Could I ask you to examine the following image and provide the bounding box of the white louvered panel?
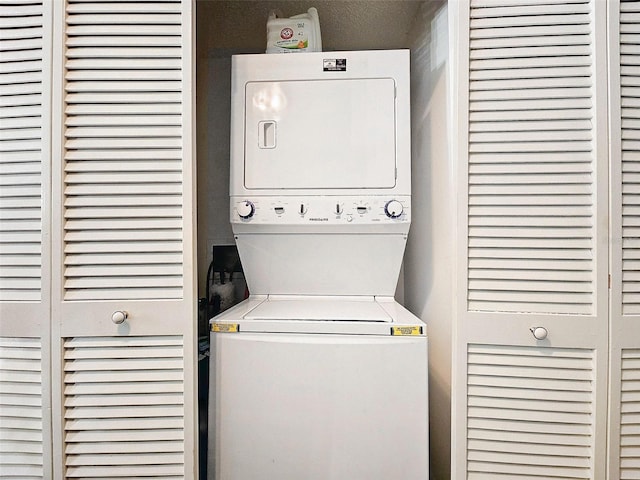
[615,4,640,479]
[0,1,44,302]
[467,344,594,480]
[63,0,184,301]
[467,0,596,314]
[621,5,640,315]
[0,336,43,478]
[621,349,640,480]
[63,335,185,478]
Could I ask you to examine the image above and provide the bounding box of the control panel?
[231,196,410,224]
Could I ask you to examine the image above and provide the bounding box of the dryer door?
[244,78,397,190]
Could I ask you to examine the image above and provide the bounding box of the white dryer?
[209,50,428,480]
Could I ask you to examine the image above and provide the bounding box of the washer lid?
[243,297,391,322]
[210,296,427,336]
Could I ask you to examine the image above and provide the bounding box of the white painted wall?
[405,4,452,480]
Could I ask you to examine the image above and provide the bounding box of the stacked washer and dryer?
[208,50,428,479]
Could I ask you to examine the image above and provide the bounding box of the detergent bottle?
[266,7,322,53]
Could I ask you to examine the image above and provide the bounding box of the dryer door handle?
[259,121,276,149]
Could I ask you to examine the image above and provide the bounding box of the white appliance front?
[229,50,412,297]
[234,232,407,296]
[209,301,428,480]
[209,49,428,480]
[208,296,428,480]
[230,50,411,198]
[244,78,397,190]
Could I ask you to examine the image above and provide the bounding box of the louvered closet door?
[0,1,52,477]
[50,1,197,478]
[609,1,640,479]
[452,1,609,479]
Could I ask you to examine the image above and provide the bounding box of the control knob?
[384,200,404,218]
[237,200,255,219]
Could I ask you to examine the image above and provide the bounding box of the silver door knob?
[530,326,548,340]
[112,311,128,324]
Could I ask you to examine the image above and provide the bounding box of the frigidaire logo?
[309,218,329,222]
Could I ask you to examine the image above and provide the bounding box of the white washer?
[210,296,427,480]
[209,50,428,480]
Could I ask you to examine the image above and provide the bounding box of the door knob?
[112,311,128,325]
[530,326,548,340]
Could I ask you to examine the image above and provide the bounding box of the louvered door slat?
[470,13,590,29]
[1,50,44,65]
[0,3,50,473]
[67,24,180,37]
[66,2,179,13]
[66,91,182,104]
[66,440,184,455]
[66,35,180,47]
[1,69,42,87]
[63,0,185,302]
[66,58,182,71]
[471,2,589,16]
[471,119,591,133]
[67,13,181,25]
[0,0,45,304]
[622,8,640,314]
[0,337,43,478]
[611,4,640,479]
[621,350,640,479]
[467,345,594,480]
[67,46,181,58]
[65,163,182,176]
[467,0,597,315]
[65,251,181,262]
[65,393,182,406]
[471,34,591,50]
[63,335,185,478]
[66,115,181,126]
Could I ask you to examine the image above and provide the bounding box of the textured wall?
[197,0,423,56]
